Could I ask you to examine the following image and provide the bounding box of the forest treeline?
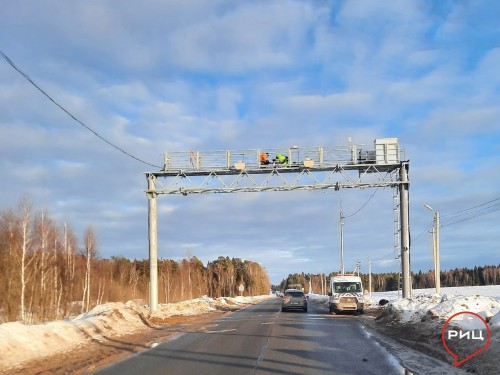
[0,198,270,324]
[279,264,500,294]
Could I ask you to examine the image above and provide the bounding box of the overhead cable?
[343,186,380,218]
[0,50,161,169]
[410,223,434,248]
[441,203,500,227]
[440,197,500,219]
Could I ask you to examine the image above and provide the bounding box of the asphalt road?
[94,298,406,375]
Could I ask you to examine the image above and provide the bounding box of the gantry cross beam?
[148,163,402,195]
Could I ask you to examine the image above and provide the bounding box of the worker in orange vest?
[260,152,270,165]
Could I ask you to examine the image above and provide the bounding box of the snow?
[0,295,268,370]
[374,286,500,330]
[308,285,500,330]
[1,286,499,372]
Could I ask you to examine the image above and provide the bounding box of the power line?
[441,204,500,227]
[420,196,500,229]
[439,196,500,227]
[371,250,398,262]
[440,197,500,219]
[410,222,434,248]
[343,186,381,218]
[0,50,162,169]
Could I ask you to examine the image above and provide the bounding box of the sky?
[1,0,499,284]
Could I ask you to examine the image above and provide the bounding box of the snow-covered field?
[1,286,499,373]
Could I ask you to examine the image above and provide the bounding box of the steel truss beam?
[147,163,403,195]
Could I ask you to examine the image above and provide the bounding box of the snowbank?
[308,285,500,329]
[0,295,270,371]
[371,286,500,330]
[369,286,500,374]
[382,294,500,328]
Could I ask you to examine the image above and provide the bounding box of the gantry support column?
[399,162,412,298]
[147,174,158,311]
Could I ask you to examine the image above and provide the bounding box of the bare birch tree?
[81,226,97,313]
[0,209,20,321]
[18,197,36,323]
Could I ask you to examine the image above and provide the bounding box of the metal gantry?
[145,138,411,311]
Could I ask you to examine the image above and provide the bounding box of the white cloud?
[284,92,372,112]
[164,1,318,72]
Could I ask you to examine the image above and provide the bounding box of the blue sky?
[1,0,499,284]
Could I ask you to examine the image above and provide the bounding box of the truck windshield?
[333,282,361,293]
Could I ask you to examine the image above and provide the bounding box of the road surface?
[94,297,409,375]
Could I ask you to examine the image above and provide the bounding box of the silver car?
[281,289,307,312]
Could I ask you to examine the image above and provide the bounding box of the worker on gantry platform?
[260,152,270,165]
[275,153,288,165]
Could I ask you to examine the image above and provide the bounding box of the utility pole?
[147,174,159,312]
[435,211,440,293]
[339,203,345,276]
[366,256,372,300]
[424,204,441,294]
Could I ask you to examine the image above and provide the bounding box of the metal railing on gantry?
[159,138,403,176]
[147,138,405,195]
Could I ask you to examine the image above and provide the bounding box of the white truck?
[328,275,365,314]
